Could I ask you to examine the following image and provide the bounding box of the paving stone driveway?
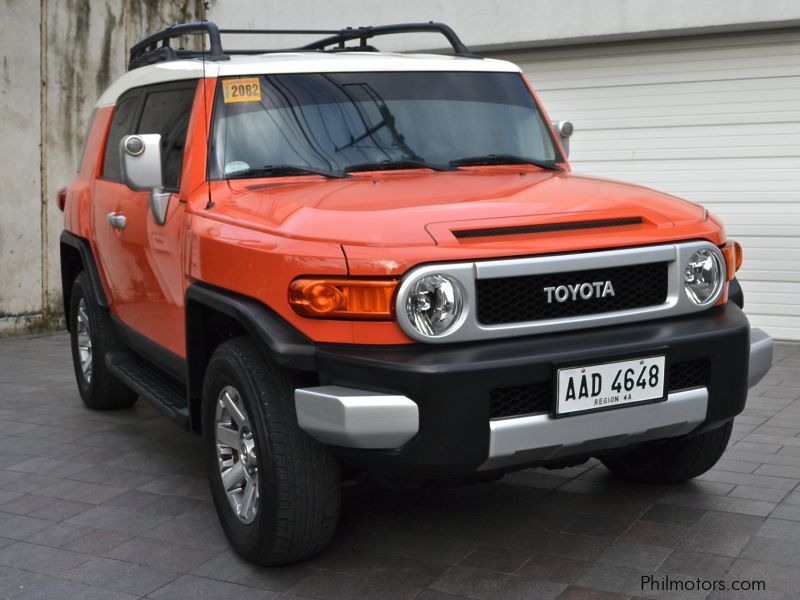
[0,332,799,599]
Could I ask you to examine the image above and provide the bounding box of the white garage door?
[491,30,800,340]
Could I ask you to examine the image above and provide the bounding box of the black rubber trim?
[186,282,316,369]
[184,282,317,418]
[61,231,108,332]
[60,231,108,307]
[453,217,643,239]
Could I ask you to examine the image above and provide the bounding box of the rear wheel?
[203,338,340,565]
[601,420,733,484]
[69,273,137,410]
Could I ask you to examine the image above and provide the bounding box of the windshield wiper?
[449,154,563,172]
[345,159,455,173]
[235,165,349,179]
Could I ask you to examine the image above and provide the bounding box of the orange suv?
[60,22,773,565]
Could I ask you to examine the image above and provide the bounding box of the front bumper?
[295,304,772,477]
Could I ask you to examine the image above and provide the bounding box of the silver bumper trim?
[749,328,773,388]
[294,385,418,449]
[480,387,708,471]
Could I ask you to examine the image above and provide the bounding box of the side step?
[106,351,191,429]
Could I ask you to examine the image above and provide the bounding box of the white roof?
[95,52,521,107]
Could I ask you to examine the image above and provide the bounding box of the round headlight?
[405,274,464,337]
[684,248,722,305]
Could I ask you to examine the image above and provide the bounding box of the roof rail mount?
[128,21,478,70]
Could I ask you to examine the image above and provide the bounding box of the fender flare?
[184,282,317,408]
[60,231,109,331]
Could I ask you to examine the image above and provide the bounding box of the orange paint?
[63,74,736,349]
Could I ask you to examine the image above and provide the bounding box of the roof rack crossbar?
[128,21,477,70]
[300,23,476,57]
[129,22,229,70]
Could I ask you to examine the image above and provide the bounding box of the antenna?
[200,3,214,209]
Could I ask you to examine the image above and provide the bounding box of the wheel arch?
[60,231,108,331]
[185,282,317,433]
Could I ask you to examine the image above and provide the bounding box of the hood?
[218,168,706,247]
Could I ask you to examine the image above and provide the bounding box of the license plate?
[556,355,666,416]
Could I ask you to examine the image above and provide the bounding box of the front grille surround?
[395,241,727,344]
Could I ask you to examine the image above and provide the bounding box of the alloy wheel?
[76,298,93,384]
[215,385,259,524]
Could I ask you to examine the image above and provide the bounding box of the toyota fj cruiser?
[60,22,774,565]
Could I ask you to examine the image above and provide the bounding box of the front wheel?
[202,338,340,565]
[601,420,733,484]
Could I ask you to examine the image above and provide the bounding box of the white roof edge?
[94,53,521,107]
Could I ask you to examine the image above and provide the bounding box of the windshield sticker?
[222,78,261,104]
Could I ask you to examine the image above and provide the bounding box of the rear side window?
[137,85,196,190]
[102,92,140,182]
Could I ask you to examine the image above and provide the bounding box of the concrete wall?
[0,0,42,328]
[2,0,800,335]
[0,0,203,335]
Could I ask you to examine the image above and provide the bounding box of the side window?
[102,92,140,181]
[137,84,197,190]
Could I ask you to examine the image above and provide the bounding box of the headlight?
[684,248,722,305]
[405,274,464,336]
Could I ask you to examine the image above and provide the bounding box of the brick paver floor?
[0,332,799,599]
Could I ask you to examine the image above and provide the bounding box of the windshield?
[210,71,561,179]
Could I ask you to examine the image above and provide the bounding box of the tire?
[69,272,138,410]
[601,420,733,484]
[202,337,340,565]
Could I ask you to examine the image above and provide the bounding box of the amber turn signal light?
[289,279,398,320]
[721,241,743,279]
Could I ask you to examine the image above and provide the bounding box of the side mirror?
[120,134,170,225]
[551,120,574,158]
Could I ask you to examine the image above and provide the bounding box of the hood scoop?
[452,216,644,240]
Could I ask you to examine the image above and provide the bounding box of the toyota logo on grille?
[544,281,615,304]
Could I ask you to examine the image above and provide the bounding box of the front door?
[92,81,198,359]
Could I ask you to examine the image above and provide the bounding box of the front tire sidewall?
[202,353,278,558]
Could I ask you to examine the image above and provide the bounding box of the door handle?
[107,212,126,230]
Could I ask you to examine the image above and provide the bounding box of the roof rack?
[128,21,477,70]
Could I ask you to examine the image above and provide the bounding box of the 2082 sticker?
[222,78,261,104]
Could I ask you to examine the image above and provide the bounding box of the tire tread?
[601,420,733,484]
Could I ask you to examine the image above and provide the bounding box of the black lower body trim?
[312,304,750,479]
[106,350,190,429]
